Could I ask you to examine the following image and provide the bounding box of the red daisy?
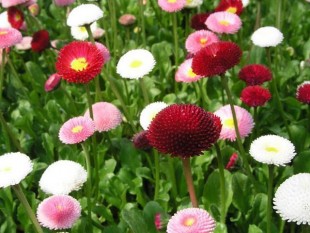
[8,7,24,29]
[190,13,210,31]
[215,0,243,15]
[56,41,104,84]
[296,81,310,104]
[31,30,50,52]
[238,64,272,86]
[147,104,222,158]
[240,85,271,107]
[192,41,242,77]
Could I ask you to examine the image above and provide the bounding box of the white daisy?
[242,0,250,7]
[67,4,103,27]
[39,160,87,195]
[274,173,310,224]
[249,135,296,166]
[116,49,156,79]
[185,0,203,8]
[0,152,33,188]
[0,11,11,28]
[251,26,284,47]
[140,102,168,130]
[70,22,97,41]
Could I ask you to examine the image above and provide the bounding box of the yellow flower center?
[0,167,12,172]
[224,118,235,129]
[226,7,237,14]
[15,14,21,21]
[265,146,279,153]
[168,0,177,3]
[0,31,8,35]
[187,68,197,78]
[186,0,193,3]
[200,38,208,45]
[71,125,83,133]
[219,20,230,26]
[56,205,63,211]
[183,217,196,226]
[70,57,88,72]
[130,60,142,68]
[79,26,87,33]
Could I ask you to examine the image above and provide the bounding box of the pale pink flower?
[205,11,242,34]
[1,0,28,8]
[175,58,202,83]
[185,30,219,54]
[94,42,110,64]
[28,3,40,16]
[0,11,11,28]
[15,36,32,50]
[93,27,105,39]
[45,73,62,92]
[54,0,75,6]
[157,0,186,12]
[0,28,22,48]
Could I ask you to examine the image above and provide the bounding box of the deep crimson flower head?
[296,81,310,104]
[190,12,210,30]
[31,30,50,52]
[8,7,24,29]
[192,41,242,77]
[225,153,238,169]
[215,0,243,15]
[240,85,271,107]
[132,130,152,151]
[238,64,272,85]
[56,41,104,83]
[147,104,222,158]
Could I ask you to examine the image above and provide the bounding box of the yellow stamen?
[219,20,230,26]
[168,0,177,2]
[184,217,196,226]
[224,118,234,129]
[79,26,87,33]
[56,205,63,211]
[265,146,279,153]
[130,60,142,68]
[71,125,83,133]
[70,57,88,72]
[0,31,8,35]
[15,14,21,21]
[1,167,12,172]
[226,7,237,14]
[200,38,208,45]
[186,0,193,3]
[187,68,197,78]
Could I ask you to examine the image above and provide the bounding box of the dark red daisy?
[56,41,104,84]
[8,7,24,29]
[147,104,222,158]
[31,30,50,52]
[240,85,271,107]
[190,12,211,31]
[192,41,242,77]
[238,64,272,86]
[296,81,310,104]
[132,130,152,151]
[215,0,243,15]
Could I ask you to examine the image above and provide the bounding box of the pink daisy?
[15,36,32,50]
[157,0,186,12]
[84,102,122,132]
[45,73,62,92]
[37,195,81,230]
[214,105,254,141]
[94,42,110,65]
[167,208,216,233]
[1,0,28,8]
[59,116,95,144]
[0,27,22,48]
[205,11,242,34]
[185,30,219,54]
[175,58,203,83]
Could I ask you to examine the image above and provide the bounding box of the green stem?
[182,158,198,208]
[276,0,283,29]
[168,157,178,199]
[7,57,26,96]
[267,165,274,233]
[154,149,160,201]
[254,0,262,30]
[215,143,226,223]
[139,78,150,104]
[107,0,118,58]
[85,84,94,119]
[172,13,179,67]
[290,223,295,233]
[301,225,310,233]
[138,0,146,47]
[0,49,6,100]
[12,184,43,233]
[279,219,285,233]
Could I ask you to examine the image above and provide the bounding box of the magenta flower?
[157,0,186,12]
[54,0,75,6]
[185,30,219,54]
[175,58,203,83]
[94,42,110,64]
[205,11,242,34]
[0,28,22,48]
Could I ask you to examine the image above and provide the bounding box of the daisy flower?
[7,6,24,29]
[0,11,11,28]
[185,30,219,54]
[242,0,250,7]
[0,152,33,188]
[93,42,110,64]
[238,64,272,85]
[1,0,28,8]
[54,0,75,6]
[132,130,152,150]
[240,85,271,107]
[15,36,32,50]
[59,116,95,144]
[185,0,203,8]
[116,49,156,79]
[31,30,50,52]
[0,27,22,48]
[214,105,254,141]
[45,73,62,92]
[28,3,39,16]
[249,135,296,166]
[215,0,243,15]
[296,81,310,104]
[205,11,242,34]
[175,59,203,83]
[190,13,210,30]
[67,4,103,27]
[70,22,97,41]
[157,0,186,12]
[93,27,105,39]
[251,26,284,47]
[140,102,168,130]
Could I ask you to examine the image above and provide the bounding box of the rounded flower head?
[240,85,271,107]
[0,27,22,48]
[157,0,186,12]
[238,64,272,85]
[93,42,110,64]
[0,11,11,28]
[84,102,122,132]
[37,195,81,230]
[185,30,219,54]
[190,13,210,30]
[296,81,310,104]
[242,0,250,7]
[54,0,75,6]
[39,160,87,195]
[31,30,50,52]
[56,41,104,83]
[192,41,242,77]
[251,26,284,47]
[249,135,296,166]
[59,116,95,144]
[67,4,103,27]
[274,173,310,225]
[185,0,203,8]
[70,22,97,41]
[147,104,222,158]
[2,0,28,8]
[0,152,33,188]
[132,130,152,150]
[167,208,216,233]
[28,3,40,16]
[45,73,62,92]
[140,102,168,130]
[215,0,243,15]
[214,105,254,141]
[8,6,24,29]
[205,11,242,34]
[118,14,136,26]
[175,58,202,83]
[116,49,156,79]
[15,36,32,50]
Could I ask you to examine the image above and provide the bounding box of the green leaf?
[247,193,267,225]
[232,172,252,213]
[289,124,307,153]
[122,209,150,233]
[248,224,264,233]
[143,201,167,233]
[293,150,310,173]
[213,223,227,233]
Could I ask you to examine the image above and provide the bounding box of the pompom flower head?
[67,4,103,27]
[249,135,296,166]
[56,41,104,83]
[274,173,310,225]
[157,0,186,12]
[31,30,50,52]
[167,208,216,233]
[132,130,152,150]
[296,81,310,104]
[15,36,32,50]
[147,104,222,158]
[8,6,24,29]
[215,0,243,15]
[140,102,168,130]
[54,0,75,6]
[0,152,33,188]
[215,105,254,141]
[238,64,272,85]
[240,85,271,107]
[185,30,219,54]
[0,27,22,48]
[37,195,81,230]
[175,58,202,83]
[251,26,284,47]
[205,11,242,34]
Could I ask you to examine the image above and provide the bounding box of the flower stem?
[12,184,43,233]
[267,165,274,233]
[107,0,118,58]
[172,13,179,94]
[138,0,146,47]
[182,158,198,208]
[254,0,262,30]
[168,157,178,200]
[85,84,94,119]
[139,78,150,104]
[0,49,6,101]
[276,0,283,29]
[301,225,310,233]
[154,149,160,201]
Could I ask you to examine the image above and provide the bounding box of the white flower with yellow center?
[71,22,97,41]
[67,4,103,27]
[251,26,284,47]
[140,102,168,130]
[185,0,203,8]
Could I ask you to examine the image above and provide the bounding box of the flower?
[15,36,32,50]
[93,27,105,39]
[155,213,163,230]
[190,13,210,30]
[273,173,310,225]
[214,105,254,141]
[84,102,122,132]
[140,102,168,130]
[28,3,40,16]
[215,0,243,15]
[185,0,203,8]
[147,104,222,158]
[54,0,75,6]
[167,208,216,233]
[118,14,136,26]
[39,160,87,195]
[59,116,95,144]
[132,130,152,150]
[56,41,104,83]
[93,42,110,64]
[240,85,271,107]
[116,49,156,79]
[70,22,97,41]
[0,11,11,28]
[251,26,283,47]
[8,7,24,29]
[31,30,50,52]
[205,11,242,34]
[0,27,22,48]
[225,153,238,169]
[1,0,28,8]
[45,73,62,92]
[242,0,250,7]
[67,4,103,27]
[249,135,296,166]
[296,81,310,104]
[192,41,242,77]
[185,30,219,54]
[37,195,81,230]
[0,152,33,188]
[175,58,202,83]
[157,0,186,12]
[238,64,272,85]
